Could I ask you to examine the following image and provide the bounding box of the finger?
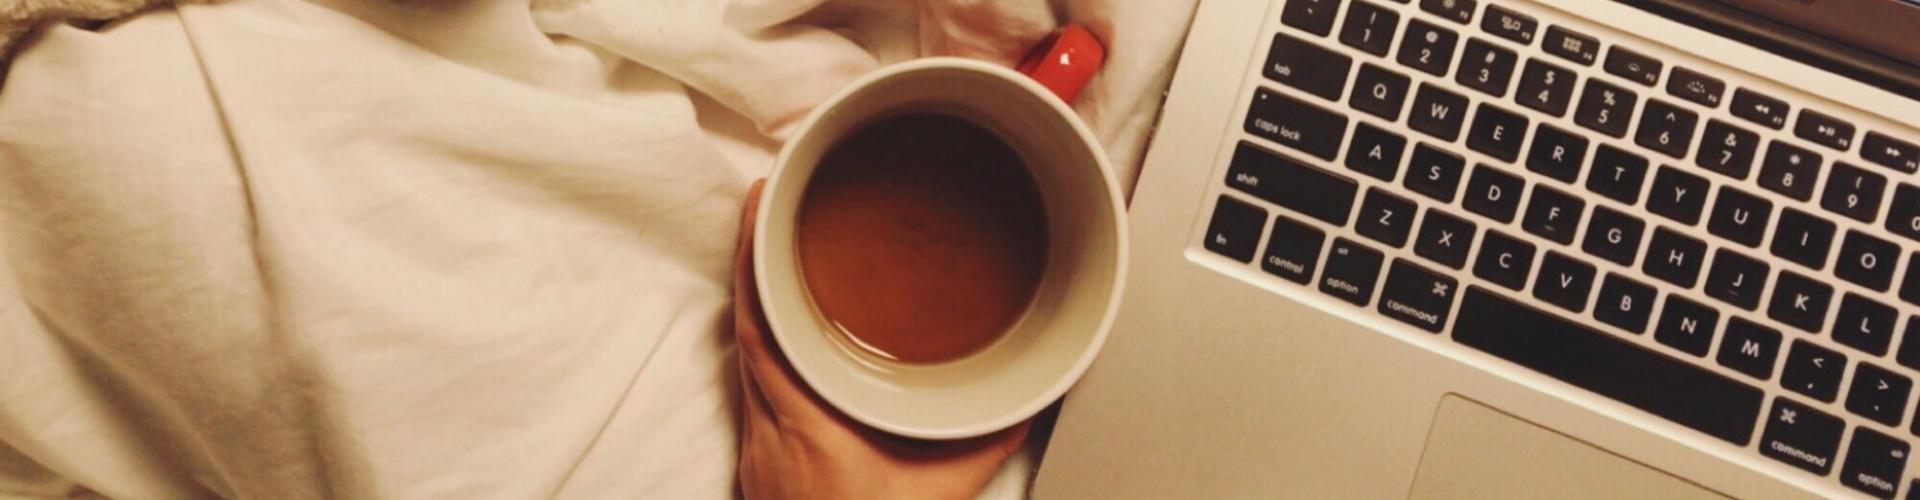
[729,180,832,423]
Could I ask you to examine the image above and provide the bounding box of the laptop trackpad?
[1408,395,1727,499]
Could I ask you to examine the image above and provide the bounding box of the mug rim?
[753,57,1130,439]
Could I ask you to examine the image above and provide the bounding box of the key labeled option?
[1320,238,1384,306]
[1840,428,1908,499]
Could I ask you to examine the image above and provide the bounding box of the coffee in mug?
[796,112,1049,365]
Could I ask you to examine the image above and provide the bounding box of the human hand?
[732,179,1032,500]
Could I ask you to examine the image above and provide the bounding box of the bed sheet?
[0,0,1196,497]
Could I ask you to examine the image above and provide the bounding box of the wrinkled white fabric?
[0,0,1194,497]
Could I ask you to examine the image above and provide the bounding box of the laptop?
[1034,0,1920,497]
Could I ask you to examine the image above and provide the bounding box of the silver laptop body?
[1036,0,1920,497]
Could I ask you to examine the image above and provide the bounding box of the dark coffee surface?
[796,113,1049,364]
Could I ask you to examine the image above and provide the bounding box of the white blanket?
[0,0,1193,497]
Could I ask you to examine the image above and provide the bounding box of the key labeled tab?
[1265,33,1353,102]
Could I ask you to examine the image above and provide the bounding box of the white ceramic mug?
[754,57,1128,440]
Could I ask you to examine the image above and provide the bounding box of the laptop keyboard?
[1199,0,1920,497]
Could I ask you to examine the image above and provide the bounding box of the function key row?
[1280,0,1919,179]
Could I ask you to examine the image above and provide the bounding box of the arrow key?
[1847,361,1913,427]
[1782,340,1846,402]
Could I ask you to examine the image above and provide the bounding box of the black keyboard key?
[1523,186,1585,245]
[1822,161,1888,223]
[1705,248,1769,310]
[1204,196,1266,262]
[1695,119,1758,178]
[1796,108,1857,151]
[1474,230,1535,291]
[1535,251,1595,312]
[1586,144,1647,205]
[1758,398,1842,474]
[1466,103,1528,162]
[1380,259,1459,333]
[1525,123,1588,183]
[1320,238,1385,306]
[1841,428,1909,499]
[1863,131,1920,173]
[1582,205,1644,266]
[1718,317,1782,380]
[1409,83,1469,141]
[1770,207,1835,270]
[1356,188,1417,247]
[1706,187,1771,248]
[1906,256,1920,307]
[1603,46,1661,87]
[1757,141,1821,200]
[1350,64,1412,122]
[1595,274,1657,333]
[1481,5,1537,45]
[1406,143,1466,202]
[1574,79,1636,138]
[1890,184,1920,243]
[1515,58,1576,117]
[1848,362,1913,426]
[1280,0,1341,37]
[1419,0,1475,24]
[1837,230,1901,292]
[1247,88,1349,161]
[1655,295,1719,357]
[1225,141,1359,225]
[1457,38,1518,97]
[1415,209,1477,269]
[1899,318,1920,370]
[1462,164,1525,223]
[1731,87,1789,130]
[1541,25,1598,66]
[1782,340,1846,402]
[1454,287,1763,445]
[1835,293,1900,356]
[1644,226,1706,288]
[1398,19,1459,77]
[1265,33,1352,101]
[1636,99,1697,159]
[1769,271,1833,333]
[1260,214,1325,284]
[1338,1,1401,57]
[1346,122,1407,181]
[1647,166,1709,225]
[1666,66,1726,108]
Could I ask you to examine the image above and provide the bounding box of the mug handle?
[1014,24,1105,103]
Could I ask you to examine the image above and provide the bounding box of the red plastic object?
[1015,24,1105,103]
